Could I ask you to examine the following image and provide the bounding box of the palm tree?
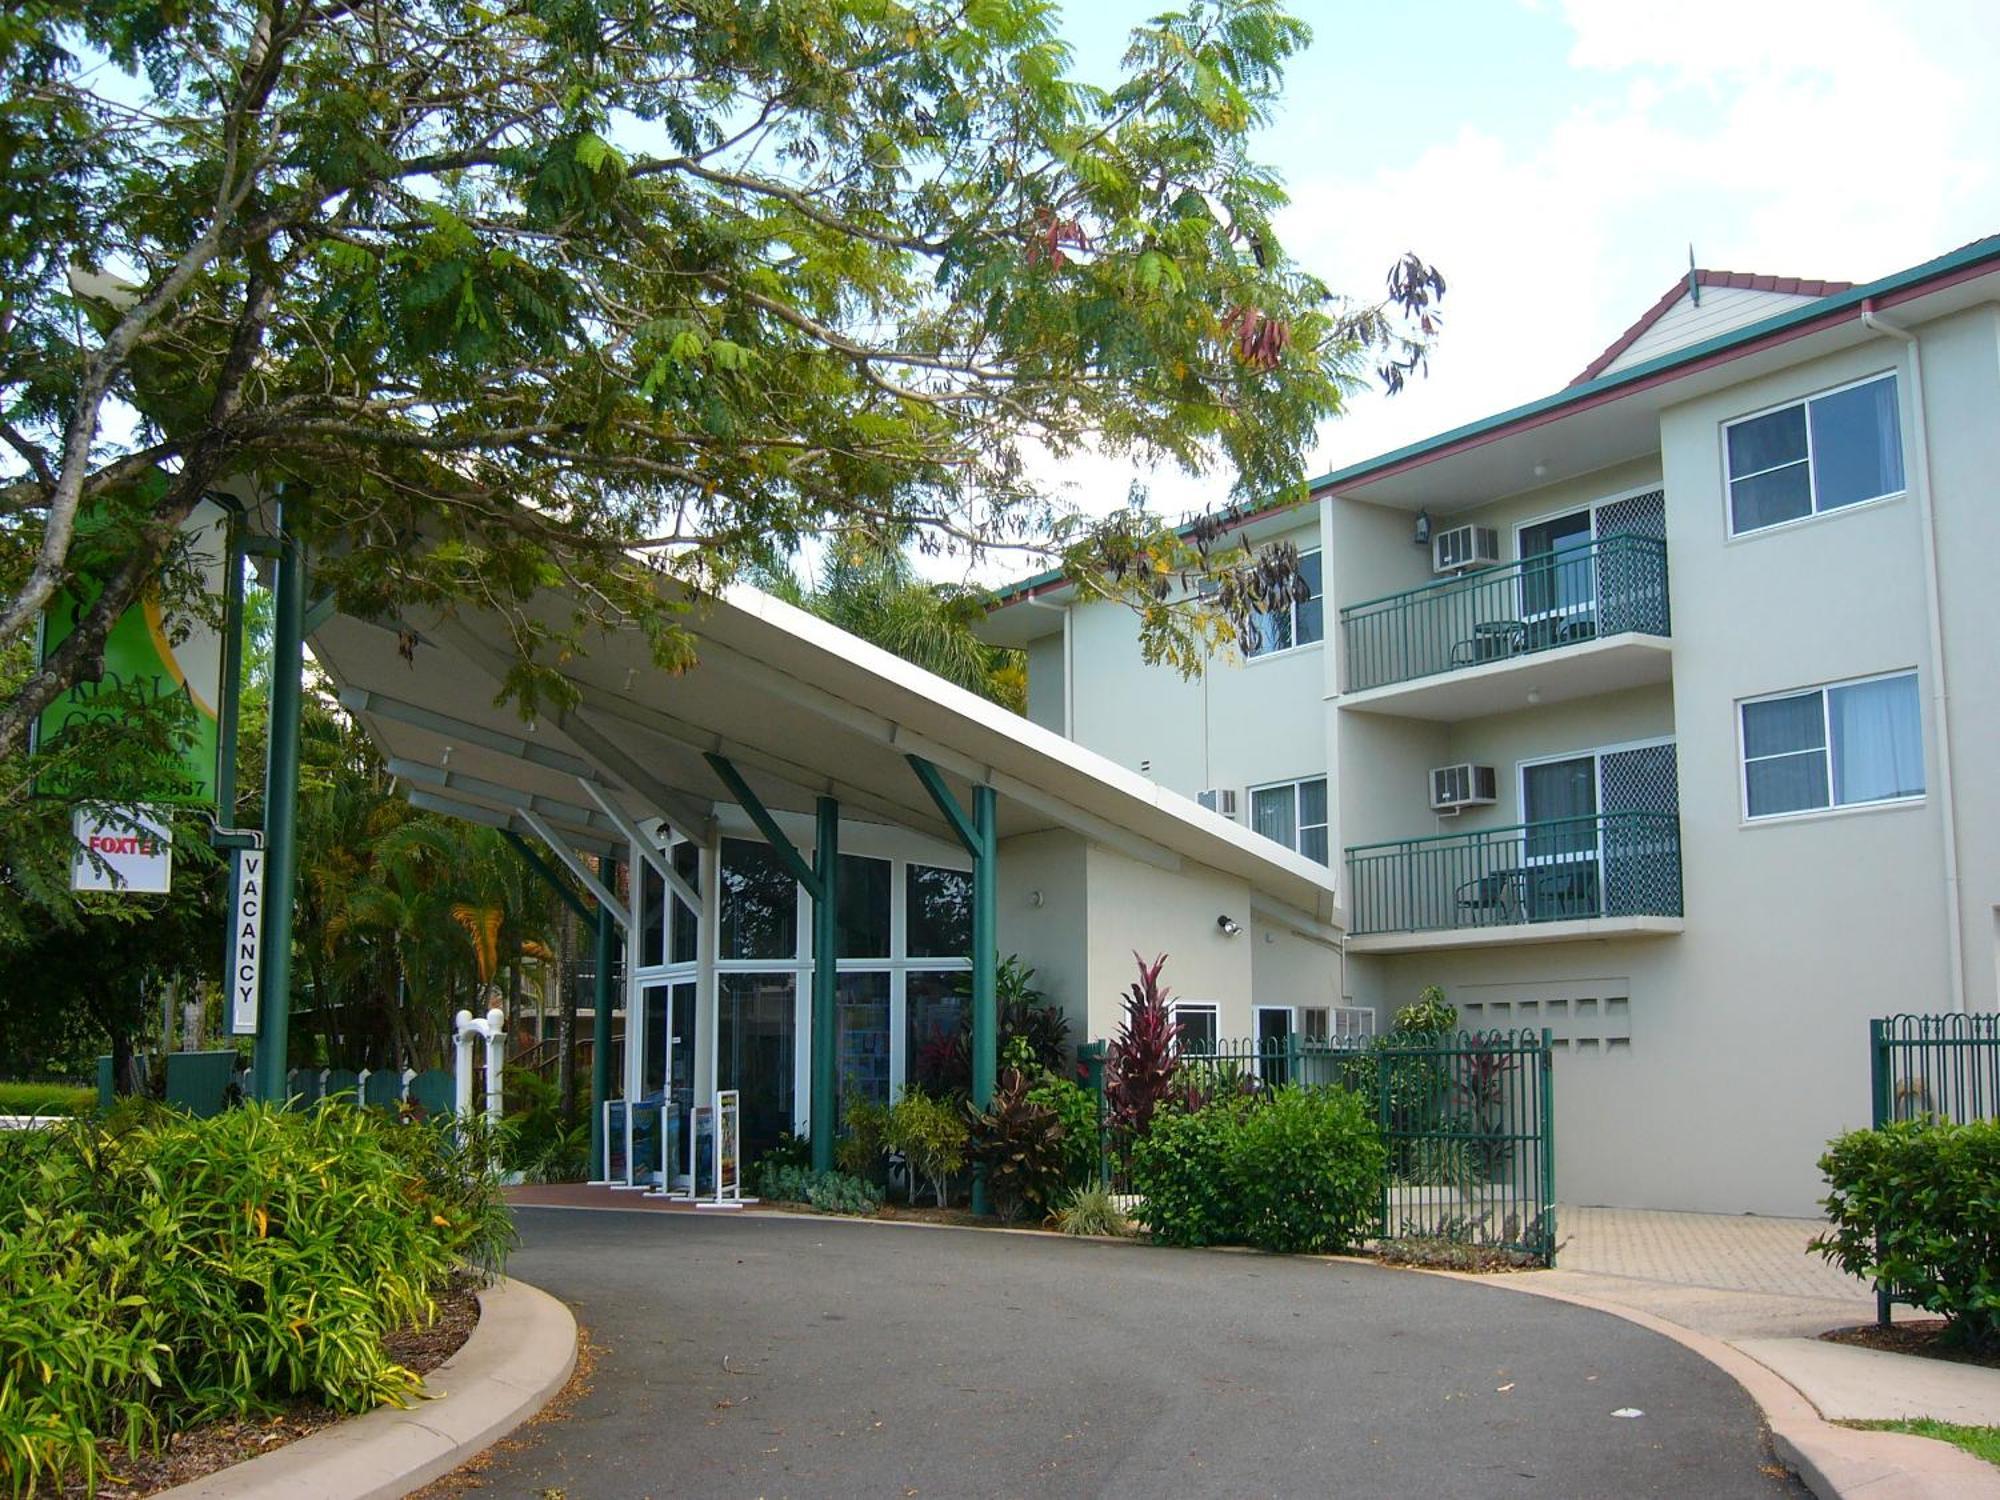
[762,532,1026,711]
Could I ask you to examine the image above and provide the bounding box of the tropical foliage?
[1,0,1444,765]
[0,1101,511,1494]
[1104,952,1183,1150]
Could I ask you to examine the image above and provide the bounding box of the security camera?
[1216,915,1242,937]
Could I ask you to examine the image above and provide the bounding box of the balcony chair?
[1454,869,1523,924]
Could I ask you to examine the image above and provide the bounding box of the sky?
[1015,0,2000,540]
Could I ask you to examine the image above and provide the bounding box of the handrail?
[1344,809,1682,936]
[1339,531,1665,614]
[1338,532,1670,695]
[1343,809,1675,855]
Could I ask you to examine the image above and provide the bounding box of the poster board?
[715,1089,740,1198]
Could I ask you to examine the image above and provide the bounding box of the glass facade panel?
[722,837,798,960]
[1727,403,1807,477]
[838,854,892,958]
[1175,1004,1218,1055]
[669,840,699,964]
[905,970,967,1094]
[907,865,972,957]
[639,863,666,968]
[719,972,797,1161]
[1743,692,1825,759]
[835,971,891,1121]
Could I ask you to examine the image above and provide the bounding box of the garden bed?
[58,1277,482,1498]
[1822,1319,2000,1371]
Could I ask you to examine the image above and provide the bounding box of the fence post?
[1869,1017,1890,1129]
[1079,1041,1110,1188]
[1870,1016,1892,1326]
[1376,1046,1393,1242]
[1539,1028,1557,1267]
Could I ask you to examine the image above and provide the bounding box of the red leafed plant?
[1105,952,1183,1151]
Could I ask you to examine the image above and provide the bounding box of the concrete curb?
[153,1276,578,1500]
[1444,1272,2000,1500]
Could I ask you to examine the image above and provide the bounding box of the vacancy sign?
[227,848,264,1034]
[70,805,173,894]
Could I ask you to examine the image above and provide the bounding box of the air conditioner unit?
[1197,787,1239,819]
[1432,524,1501,574]
[1429,763,1498,813]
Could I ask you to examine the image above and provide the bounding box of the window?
[1518,510,1594,622]
[1741,672,1923,819]
[1244,547,1323,657]
[1172,1002,1219,1055]
[1726,374,1905,535]
[837,854,891,958]
[1522,754,1597,863]
[906,864,972,957]
[720,837,797,960]
[1250,776,1329,864]
[1300,1007,1330,1043]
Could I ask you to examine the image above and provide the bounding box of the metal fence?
[1870,1012,2000,1127]
[1340,533,1669,694]
[1088,1028,1557,1264]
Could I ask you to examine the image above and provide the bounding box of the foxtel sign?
[70,805,173,894]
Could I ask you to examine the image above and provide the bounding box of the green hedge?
[0,1083,95,1117]
[1815,1118,2000,1348]
[1130,1086,1386,1254]
[0,1102,514,1492]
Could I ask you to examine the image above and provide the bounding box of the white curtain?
[1832,675,1924,805]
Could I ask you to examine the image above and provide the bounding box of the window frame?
[1722,371,1906,538]
[1242,545,1324,660]
[1737,669,1925,823]
[1170,1001,1220,1055]
[1246,774,1330,865]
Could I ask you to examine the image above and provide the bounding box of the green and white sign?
[34,497,229,807]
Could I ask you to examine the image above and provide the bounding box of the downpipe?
[1860,301,1965,1012]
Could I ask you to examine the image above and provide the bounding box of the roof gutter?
[1859,300,1965,1013]
[1314,232,2000,495]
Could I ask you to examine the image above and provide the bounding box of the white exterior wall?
[996,828,1091,1039]
[1083,844,1256,1039]
[1023,633,1065,734]
[1058,516,1327,806]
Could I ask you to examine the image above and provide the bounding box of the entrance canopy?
[307,579,1340,930]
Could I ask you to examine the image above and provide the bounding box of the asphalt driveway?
[478,1206,1801,1499]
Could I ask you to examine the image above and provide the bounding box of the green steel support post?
[907,758,998,1215]
[1870,1017,1891,1324]
[500,830,593,924]
[214,524,246,823]
[970,784,997,1121]
[254,522,305,1104]
[591,856,618,1180]
[811,797,839,1174]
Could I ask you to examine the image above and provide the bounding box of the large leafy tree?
[0,0,1442,754]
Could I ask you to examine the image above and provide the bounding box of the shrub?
[501,1067,588,1184]
[0,1082,95,1117]
[1053,1184,1130,1237]
[759,1130,813,1173]
[966,1067,1069,1223]
[755,1163,884,1215]
[884,1088,967,1207]
[1400,1132,1475,1188]
[1813,1119,2000,1348]
[1024,1072,1102,1190]
[0,1103,511,1494]
[1104,953,1181,1150]
[1394,986,1457,1036]
[1130,1087,1386,1254]
[835,1098,891,1182]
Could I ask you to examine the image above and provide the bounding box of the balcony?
[1343,811,1684,953]
[1338,534,1671,720]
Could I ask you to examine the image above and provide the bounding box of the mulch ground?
[62,1275,483,1499]
[1822,1318,2000,1370]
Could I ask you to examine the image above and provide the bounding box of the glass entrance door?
[664,980,696,1187]
[1255,1006,1294,1086]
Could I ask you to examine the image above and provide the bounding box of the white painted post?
[482,1006,506,1122]
[453,1009,476,1119]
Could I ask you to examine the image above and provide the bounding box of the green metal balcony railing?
[1344,811,1682,938]
[1340,532,1670,694]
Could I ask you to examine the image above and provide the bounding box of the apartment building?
[983,233,2000,1215]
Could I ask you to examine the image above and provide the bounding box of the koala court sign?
[34,493,232,896]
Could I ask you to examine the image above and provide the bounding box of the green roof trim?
[990,229,2000,607]
[1307,230,2000,492]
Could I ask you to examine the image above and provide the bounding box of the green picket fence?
[1087,1028,1557,1264]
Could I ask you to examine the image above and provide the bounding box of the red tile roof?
[1569,269,1855,386]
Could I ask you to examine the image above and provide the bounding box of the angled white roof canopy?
[306,576,1341,930]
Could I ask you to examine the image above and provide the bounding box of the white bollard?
[482,1006,505,1122]
[453,1008,477,1119]
[453,1006,509,1128]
